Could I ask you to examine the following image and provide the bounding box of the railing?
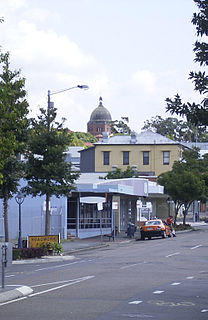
[67,217,112,229]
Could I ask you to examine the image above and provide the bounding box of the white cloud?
[132,69,157,94]
[4,20,95,71]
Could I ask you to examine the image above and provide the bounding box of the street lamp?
[47,84,89,110]
[15,191,25,249]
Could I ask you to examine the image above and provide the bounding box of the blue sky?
[1,0,199,132]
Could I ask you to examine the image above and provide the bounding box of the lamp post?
[47,84,89,111]
[15,191,25,249]
[45,84,89,236]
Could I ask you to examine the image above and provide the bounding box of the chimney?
[102,131,109,143]
[130,132,137,144]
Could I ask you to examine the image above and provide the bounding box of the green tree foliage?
[158,149,207,224]
[0,52,29,241]
[105,166,137,179]
[110,117,132,135]
[142,115,208,142]
[166,0,208,127]
[69,131,97,146]
[23,107,80,235]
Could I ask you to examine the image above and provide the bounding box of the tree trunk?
[183,208,187,225]
[45,193,51,235]
[3,193,9,242]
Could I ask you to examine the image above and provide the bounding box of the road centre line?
[128,300,143,305]
[120,262,146,269]
[165,252,180,258]
[34,260,84,272]
[29,275,95,297]
[30,277,89,288]
[190,244,202,250]
[153,290,164,294]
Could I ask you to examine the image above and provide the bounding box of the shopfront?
[67,175,149,239]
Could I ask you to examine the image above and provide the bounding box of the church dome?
[90,97,112,122]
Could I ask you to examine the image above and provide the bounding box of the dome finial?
[99,96,103,107]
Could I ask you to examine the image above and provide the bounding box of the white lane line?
[34,260,83,272]
[29,275,95,297]
[5,275,15,278]
[201,309,208,313]
[120,262,146,270]
[165,252,180,258]
[153,290,164,294]
[190,244,202,250]
[171,282,181,286]
[186,276,194,280]
[30,277,89,288]
[0,297,27,306]
[128,300,143,305]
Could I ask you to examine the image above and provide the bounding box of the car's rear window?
[145,220,161,225]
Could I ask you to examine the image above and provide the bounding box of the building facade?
[80,130,186,177]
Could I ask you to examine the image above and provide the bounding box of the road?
[0,225,208,319]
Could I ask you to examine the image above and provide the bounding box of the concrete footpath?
[0,222,206,304]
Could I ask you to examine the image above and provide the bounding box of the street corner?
[0,285,33,304]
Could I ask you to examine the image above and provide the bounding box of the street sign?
[0,243,12,268]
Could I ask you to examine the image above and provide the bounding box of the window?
[163,151,170,165]
[123,151,129,165]
[97,127,102,132]
[103,151,110,165]
[143,151,149,165]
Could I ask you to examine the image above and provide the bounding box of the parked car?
[140,219,171,240]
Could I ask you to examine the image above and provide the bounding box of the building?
[80,130,186,177]
[87,97,112,138]
[0,174,164,240]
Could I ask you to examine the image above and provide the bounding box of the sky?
[1,0,200,133]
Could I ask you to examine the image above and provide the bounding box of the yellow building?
[80,130,185,177]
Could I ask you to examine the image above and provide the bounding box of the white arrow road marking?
[29,275,95,297]
[153,290,164,294]
[128,301,143,305]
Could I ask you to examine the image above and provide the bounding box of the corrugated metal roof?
[96,130,179,145]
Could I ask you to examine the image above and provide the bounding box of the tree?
[110,117,132,135]
[105,166,137,179]
[158,149,207,224]
[23,106,80,235]
[142,115,207,142]
[166,0,208,127]
[69,131,97,146]
[0,52,29,242]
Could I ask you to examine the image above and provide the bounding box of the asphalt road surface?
[0,225,208,320]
